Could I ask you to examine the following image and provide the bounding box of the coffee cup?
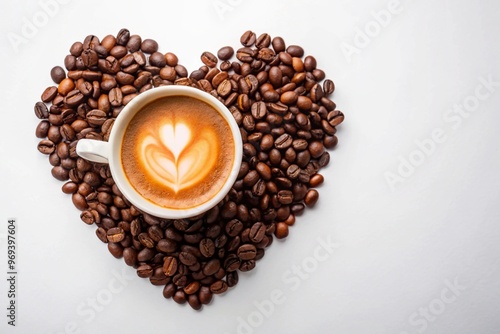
[76,85,242,219]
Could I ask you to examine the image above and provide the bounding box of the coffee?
[121,95,235,210]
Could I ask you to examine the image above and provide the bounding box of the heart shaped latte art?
[140,121,219,193]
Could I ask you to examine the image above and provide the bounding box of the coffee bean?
[237,244,257,260]
[240,30,256,47]
[217,46,234,60]
[34,102,49,119]
[163,256,178,276]
[198,286,213,304]
[304,55,317,72]
[324,135,338,149]
[275,133,293,149]
[41,86,57,102]
[198,238,215,258]
[255,33,271,49]
[323,79,335,95]
[251,101,267,120]
[272,36,286,52]
[304,189,319,207]
[286,45,304,57]
[71,192,87,210]
[50,66,66,84]
[173,290,186,304]
[141,39,158,53]
[280,91,298,105]
[309,141,325,158]
[107,227,125,243]
[37,139,55,154]
[207,280,226,294]
[277,190,294,205]
[319,151,330,167]
[203,259,221,276]
[249,222,266,243]
[201,51,218,68]
[239,260,256,272]
[86,109,107,127]
[328,110,345,127]
[62,181,78,195]
[275,222,289,239]
[255,162,272,181]
[179,251,197,266]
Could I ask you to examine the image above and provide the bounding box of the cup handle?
[76,139,111,164]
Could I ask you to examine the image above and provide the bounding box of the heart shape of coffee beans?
[34,29,344,310]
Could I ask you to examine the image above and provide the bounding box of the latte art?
[121,95,235,210]
[140,122,218,193]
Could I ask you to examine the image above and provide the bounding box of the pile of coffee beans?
[34,29,344,310]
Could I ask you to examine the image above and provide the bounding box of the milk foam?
[139,119,218,193]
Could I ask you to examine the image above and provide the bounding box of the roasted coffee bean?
[323,79,335,95]
[240,260,256,272]
[71,192,87,210]
[173,290,186,304]
[37,140,55,154]
[243,170,260,187]
[198,286,213,305]
[280,91,298,105]
[41,86,58,102]
[141,39,158,53]
[201,51,218,68]
[275,222,289,239]
[179,251,197,266]
[240,30,256,47]
[286,45,304,57]
[251,101,267,119]
[210,280,228,294]
[199,238,215,258]
[304,189,319,207]
[309,141,325,158]
[287,164,301,179]
[319,151,330,167]
[254,162,271,181]
[34,102,49,119]
[252,179,266,196]
[163,256,178,276]
[136,264,153,278]
[324,135,338,149]
[277,190,294,205]
[50,66,66,84]
[237,244,257,260]
[217,46,234,60]
[275,133,293,149]
[249,222,266,243]
[203,259,221,276]
[296,150,311,168]
[272,36,286,52]
[225,219,243,237]
[107,227,125,243]
[62,181,78,194]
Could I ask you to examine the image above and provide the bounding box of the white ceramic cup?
[76,85,242,219]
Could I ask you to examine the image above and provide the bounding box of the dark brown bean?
[217,46,234,60]
[141,39,158,53]
[240,30,256,47]
[323,79,335,95]
[163,256,178,276]
[237,244,257,260]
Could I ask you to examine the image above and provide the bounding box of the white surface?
[1,1,500,333]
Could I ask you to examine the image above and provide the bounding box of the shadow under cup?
[76,86,243,219]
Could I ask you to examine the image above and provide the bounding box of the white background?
[1,0,500,333]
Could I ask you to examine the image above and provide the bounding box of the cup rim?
[108,85,242,219]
